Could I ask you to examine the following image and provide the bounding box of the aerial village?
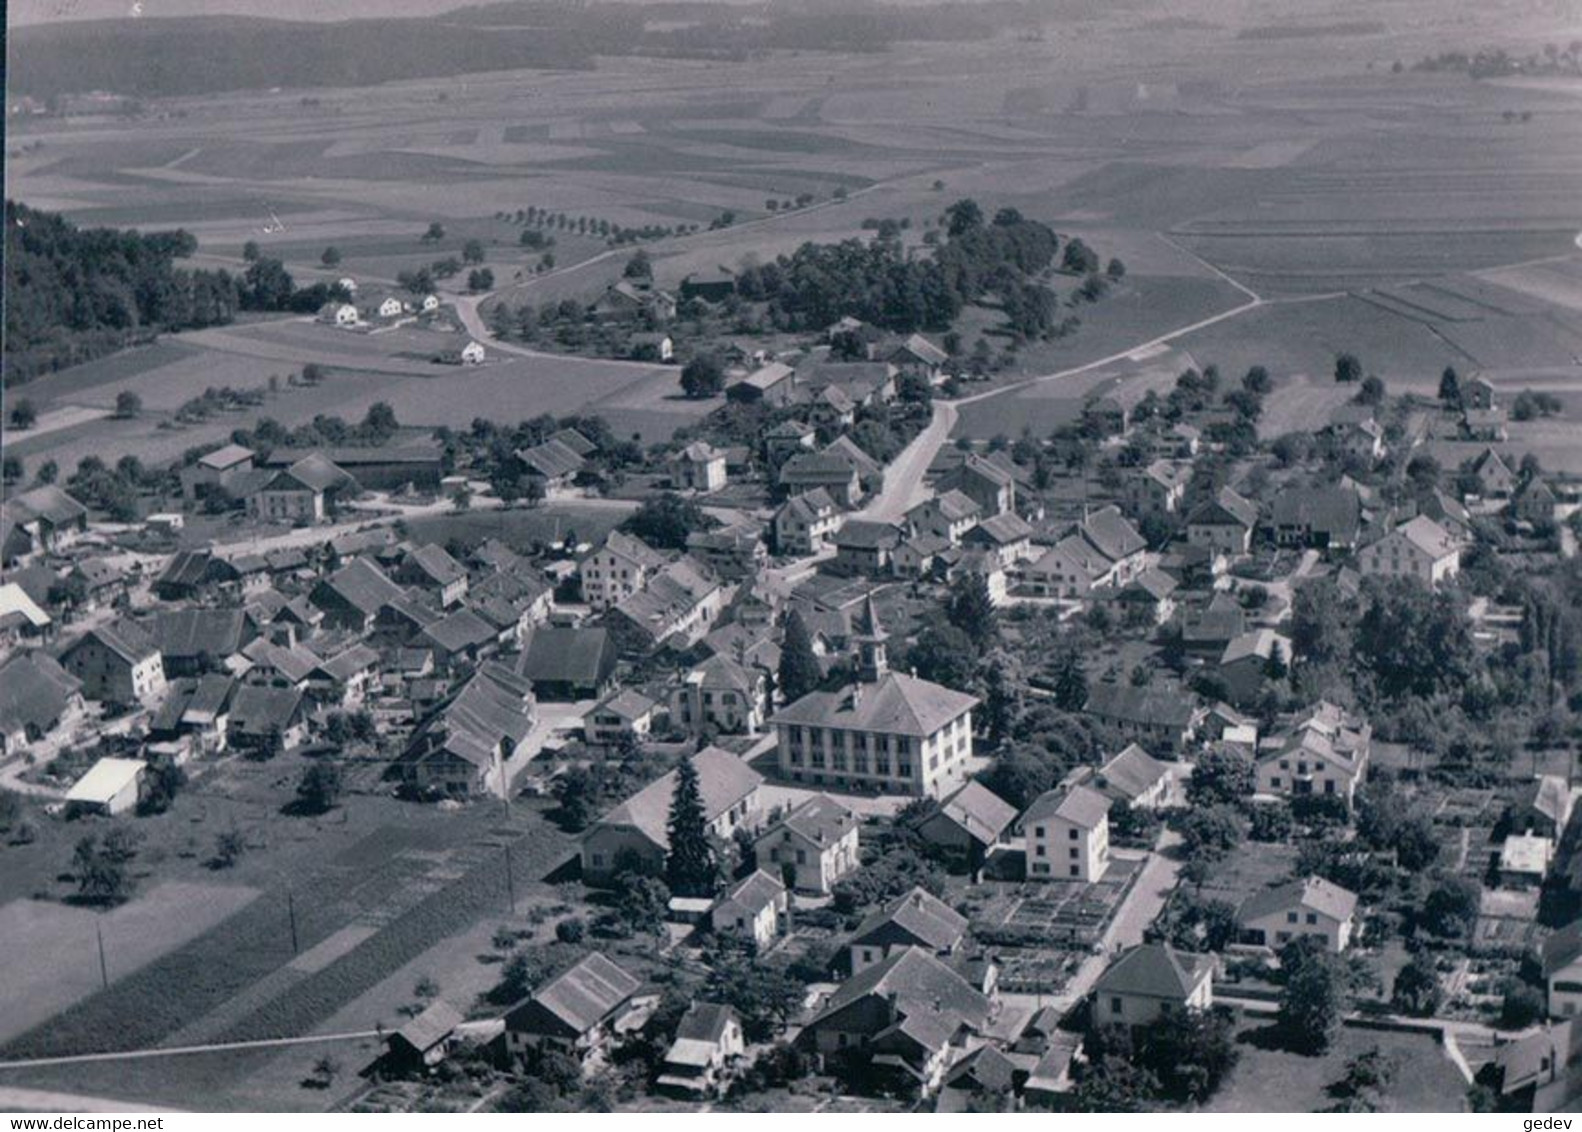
[6,259,1582,1115]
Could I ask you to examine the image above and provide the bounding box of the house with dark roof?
[830,520,903,577]
[396,663,535,797]
[1513,775,1575,842]
[148,674,235,755]
[1064,744,1175,811]
[887,334,949,383]
[670,652,767,736]
[848,887,969,973]
[1093,943,1213,1028]
[517,627,617,701]
[605,558,728,655]
[0,582,53,649]
[180,443,256,501]
[586,688,660,746]
[913,779,1018,870]
[0,485,89,565]
[1187,487,1259,556]
[1019,507,1147,598]
[798,360,896,408]
[727,361,796,407]
[1217,628,1292,708]
[515,437,586,490]
[1024,784,1111,883]
[386,1000,465,1072]
[581,747,764,883]
[144,609,253,677]
[227,683,308,751]
[1238,875,1359,952]
[1267,485,1362,550]
[801,947,992,1098]
[774,489,844,555]
[779,450,863,508]
[710,869,787,948]
[1467,447,1518,501]
[246,454,357,523]
[1084,682,1203,754]
[658,1003,745,1098]
[754,793,860,895]
[393,544,469,608]
[685,523,765,581]
[59,621,166,707]
[681,265,737,303]
[503,953,642,1067]
[0,652,85,756]
[939,454,1015,517]
[1543,920,1582,1019]
[309,558,412,635]
[907,490,982,547]
[962,512,1036,567]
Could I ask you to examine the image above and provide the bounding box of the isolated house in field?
[848,887,969,974]
[1238,875,1358,952]
[377,297,403,319]
[64,756,145,817]
[503,953,642,1068]
[581,746,764,883]
[59,621,166,707]
[630,332,674,362]
[754,793,860,895]
[460,340,487,365]
[1091,943,1213,1029]
[421,294,441,313]
[657,1003,745,1099]
[1023,784,1111,883]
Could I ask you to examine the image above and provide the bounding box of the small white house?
[377,297,403,319]
[65,757,145,816]
[337,277,358,295]
[710,870,786,949]
[460,341,487,365]
[422,295,442,313]
[1237,875,1358,952]
[319,302,358,327]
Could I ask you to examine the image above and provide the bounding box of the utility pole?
[504,846,516,915]
[288,891,300,954]
[95,922,109,990]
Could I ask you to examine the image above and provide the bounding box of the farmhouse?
[0,652,84,756]
[386,1000,464,1072]
[246,454,357,523]
[516,437,587,490]
[1267,486,1362,550]
[779,451,863,508]
[1,485,90,564]
[728,362,795,407]
[517,627,617,701]
[907,491,982,546]
[830,521,902,577]
[1186,487,1259,556]
[581,746,763,883]
[60,621,166,707]
[1359,515,1462,585]
[680,265,737,303]
[396,664,534,797]
[503,953,642,1067]
[1217,629,1292,708]
[319,302,358,326]
[605,557,727,655]
[886,334,949,382]
[1083,682,1202,754]
[180,443,256,501]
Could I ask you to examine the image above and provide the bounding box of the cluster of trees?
[5,201,239,383]
[728,200,1072,337]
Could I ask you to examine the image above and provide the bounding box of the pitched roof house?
[503,953,642,1065]
[1092,943,1213,1028]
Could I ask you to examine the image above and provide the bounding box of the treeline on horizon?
[3,201,347,385]
[9,1,1053,100]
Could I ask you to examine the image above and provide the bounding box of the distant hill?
[6,15,620,100]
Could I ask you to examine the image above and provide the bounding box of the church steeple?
[853,593,888,683]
